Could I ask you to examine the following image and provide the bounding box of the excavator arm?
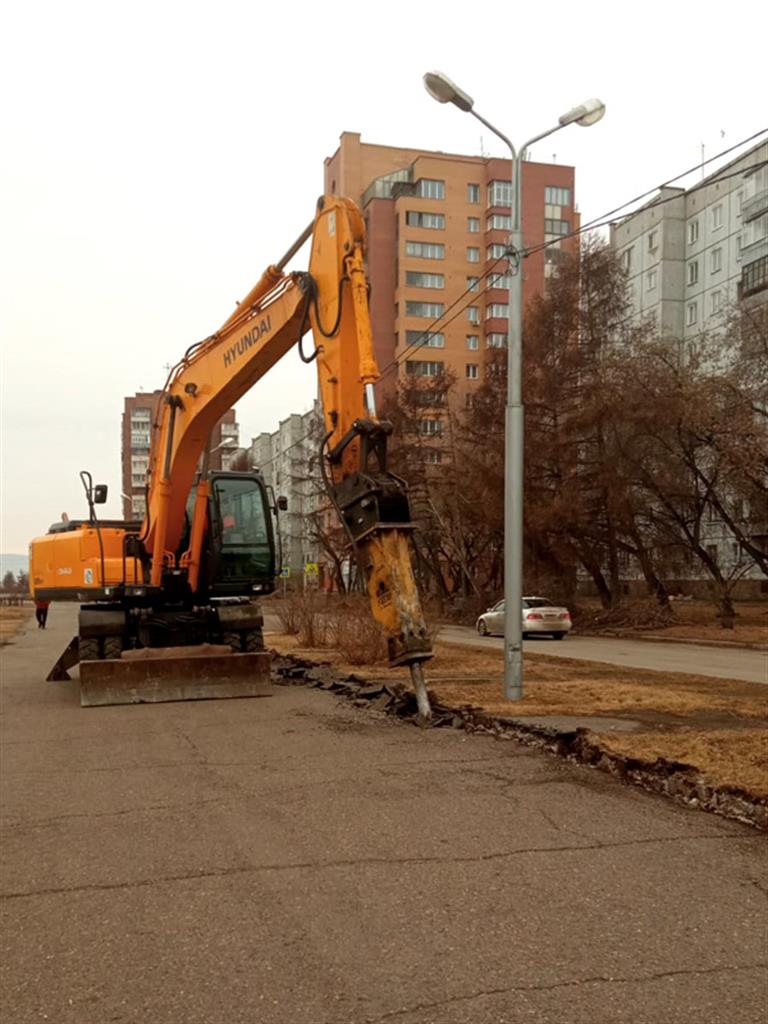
[143,196,432,712]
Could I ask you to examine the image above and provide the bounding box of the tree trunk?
[575,546,613,609]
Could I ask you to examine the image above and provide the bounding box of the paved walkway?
[1,609,766,1023]
[439,624,768,685]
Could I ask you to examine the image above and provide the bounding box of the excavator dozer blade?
[78,645,272,708]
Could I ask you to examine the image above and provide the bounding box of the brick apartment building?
[121,392,239,520]
[324,132,579,415]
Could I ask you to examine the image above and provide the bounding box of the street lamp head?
[558,98,606,128]
[423,71,474,113]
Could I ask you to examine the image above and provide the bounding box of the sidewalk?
[1,610,766,1023]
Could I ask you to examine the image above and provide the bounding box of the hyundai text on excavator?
[29,197,433,713]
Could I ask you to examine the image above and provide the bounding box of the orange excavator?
[29,197,432,712]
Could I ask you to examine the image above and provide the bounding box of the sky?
[2,0,766,554]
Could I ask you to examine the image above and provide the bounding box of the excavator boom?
[31,196,432,713]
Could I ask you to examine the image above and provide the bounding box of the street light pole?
[423,73,605,700]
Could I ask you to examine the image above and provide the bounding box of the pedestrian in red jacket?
[34,600,50,629]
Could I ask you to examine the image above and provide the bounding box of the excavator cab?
[192,472,277,597]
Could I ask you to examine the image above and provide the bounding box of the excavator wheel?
[79,637,99,662]
[244,627,264,652]
[103,636,123,660]
[222,631,242,652]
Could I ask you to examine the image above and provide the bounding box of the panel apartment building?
[249,402,323,578]
[609,139,767,339]
[608,140,767,587]
[324,132,579,418]
[121,392,239,520]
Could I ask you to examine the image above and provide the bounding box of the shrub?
[327,597,388,665]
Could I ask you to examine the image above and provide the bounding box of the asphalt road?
[1,607,766,1023]
[438,625,768,685]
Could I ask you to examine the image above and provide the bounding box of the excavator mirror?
[277,496,288,512]
[93,484,108,504]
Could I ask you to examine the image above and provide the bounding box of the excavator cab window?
[211,476,274,585]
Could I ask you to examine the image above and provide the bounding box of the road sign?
[279,566,290,579]
[304,562,319,577]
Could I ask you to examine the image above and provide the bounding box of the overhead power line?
[375,129,768,380]
[244,129,767,447]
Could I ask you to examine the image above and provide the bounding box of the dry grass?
[0,606,33,643]
[266,629,768,799]
[600,730,768,800]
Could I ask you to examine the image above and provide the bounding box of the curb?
[577,632,768,652]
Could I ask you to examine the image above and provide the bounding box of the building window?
[466,364,479,380]
[712,204,723,229]
[406,300,444,318]
[744,212,768,247]
[465,394,474,410]
[648,230,658,251]
[405,330,444,348]
[130,408,151,424]
[406,360,444,377]
[687,301,698,326]
[487,333,507,348]
[688,219,699,245]
[544,219,570,236]
[488,272,512,290]
[467,247,480,263]
[737,190,743,216]
[466,335,479,350]
[424,448,443,464]
[131,496,146,516]
[545,186,571,206]
[130,431,151,448]
[416,178,445,200]
[419,418,443,436]
[467,183,480,204]
[405,270,444,289]
[405,240,445,259]
[622,247,633,272]
[467,306,480,324]
[488,180,512,207]
[406,211,445,229]
[411,388,444,408]
[486,303,509,320]
[646,269,657,290]
[710,290,723,314]
[467,217,480,233]
[711,248,722,274]
[487,243,507,260]
[467,276,479,292]
[487,213,512,231]
[687,260,698,285]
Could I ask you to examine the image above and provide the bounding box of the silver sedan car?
[476,596,572,640]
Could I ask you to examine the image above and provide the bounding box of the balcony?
[362,168,414,207]
[738,254,768,300]
[742,188,768,223]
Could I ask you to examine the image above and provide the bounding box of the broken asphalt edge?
[270,650,767,833]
